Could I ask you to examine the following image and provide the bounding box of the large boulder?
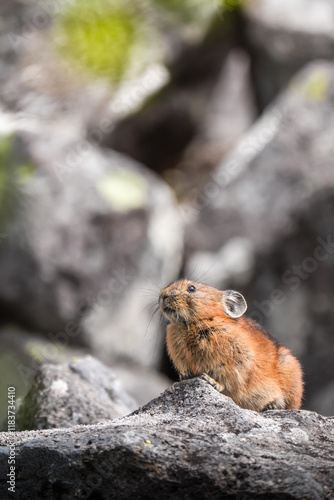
[184,61,334,414]
[0,117,183,368]
[0,378,333,499]
[243,0,334,108]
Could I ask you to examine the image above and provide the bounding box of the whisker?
[144,305,161,339]
[135,288,161,297]
[144,277,167,291]
[142,300,159,314]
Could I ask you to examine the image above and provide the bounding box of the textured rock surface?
[184,61,334,414]
[0,119,183,367]
[243,0,334,108]
[17,356,138,430]
[1,378,333,499]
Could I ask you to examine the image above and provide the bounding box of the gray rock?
[184,61,334,414]
[0,324,91,431]
[0,118,183,368]
[243,0,334,108]
[1,378,333,499]
[17,356,138,430]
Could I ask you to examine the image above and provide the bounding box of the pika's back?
[159,279,303,412]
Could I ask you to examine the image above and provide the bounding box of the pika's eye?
[187,285,196,293]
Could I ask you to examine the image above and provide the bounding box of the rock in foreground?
[1,378,333,499]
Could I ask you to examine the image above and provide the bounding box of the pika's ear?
[222,290,247,318]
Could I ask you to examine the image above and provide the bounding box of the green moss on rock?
[54,0,141,82]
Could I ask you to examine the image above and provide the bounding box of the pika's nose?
[159,292,177,308]
[160,294,167,305]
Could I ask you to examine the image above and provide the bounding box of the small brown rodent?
[159,280,303,412]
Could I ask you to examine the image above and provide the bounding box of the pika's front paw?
[200,373,225,393]
[262,401,281,411]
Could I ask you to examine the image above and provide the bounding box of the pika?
[159,280,303,412]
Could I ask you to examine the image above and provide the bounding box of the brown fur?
[159,280,303,412]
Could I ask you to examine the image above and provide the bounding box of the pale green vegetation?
[54,1,141,82]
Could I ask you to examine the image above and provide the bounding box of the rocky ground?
[1,376,333,499]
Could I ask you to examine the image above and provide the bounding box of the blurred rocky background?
[0,0,334,430]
